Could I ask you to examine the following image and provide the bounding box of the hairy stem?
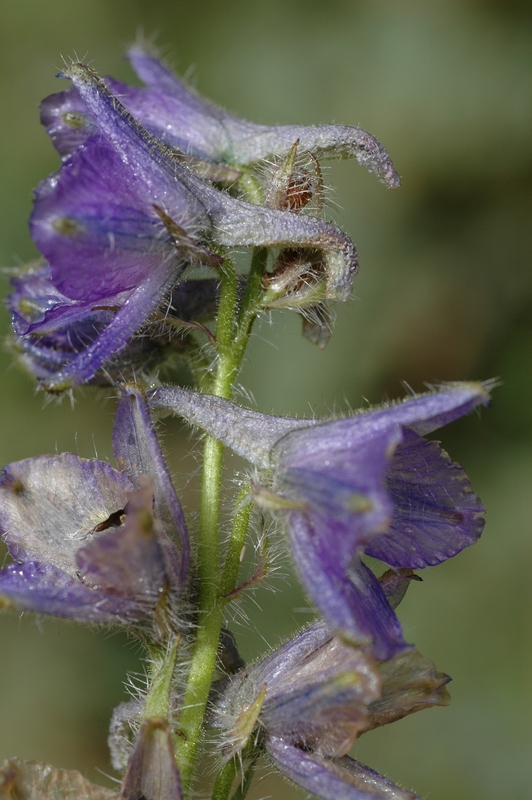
[174,250,267,797]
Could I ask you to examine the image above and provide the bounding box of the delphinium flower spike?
[149,382,490,659]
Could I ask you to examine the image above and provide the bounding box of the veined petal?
[266,738,419,800]
[366,429,485,568]
[113,385,189,583]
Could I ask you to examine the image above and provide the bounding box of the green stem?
[211,758,237,800]
[174,251,267,797]
[143,636,181,720]
[219,487,253,599]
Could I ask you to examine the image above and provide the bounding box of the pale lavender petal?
[0,453,133,573]
[366,429,485,569]
[76,481,170,599]
[113,385,189,583]
[266,738,419,800]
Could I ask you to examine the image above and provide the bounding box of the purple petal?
[266,738,419,800]
[31,137,176,302]
[40,84,98,157]
[278,426,400,572]
[287,514,407,660]
[0,453,133,572]
[119,718,183,800]
[113,385,189,583]
[40,257,178,391]
[0,561,155,624]
[366,429,485,569]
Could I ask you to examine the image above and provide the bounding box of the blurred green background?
[0,0,531,798]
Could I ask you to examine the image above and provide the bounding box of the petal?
[127,45,400,187]
[119,718,183,800]
[113,385,189,583]
[63,63,359,302]
[278,426,400,571]
[0,560,156,624]
[0,453,133,573]
[266,738,419,800]
[40,84,98,157]
[366,429,485,569]
[31,137,175,302]
[287,514,407,660]
[40,257,179,391]
[76,481,173,600]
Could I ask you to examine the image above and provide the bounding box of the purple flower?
[212,617,449,800]
[0,386,188,631]
[41,43,400,188]
[148,382,490,659]
[30,63,359,391]
[7,261,220,386]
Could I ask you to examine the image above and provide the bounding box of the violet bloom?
[30,63,359,391]
[0,386,188,630]
[7,261,220,386]
[148,382,490,659]
[212,618,449,800]
[41,43,400,188]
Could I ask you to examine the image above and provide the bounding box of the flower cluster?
[1,42,491,800]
